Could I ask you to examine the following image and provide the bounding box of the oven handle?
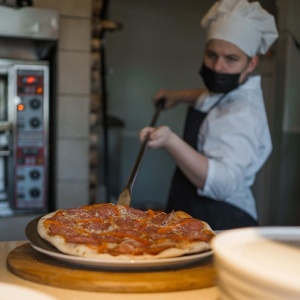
[0,150,10,156]
[0,122,12,132]
[0,122,12,156]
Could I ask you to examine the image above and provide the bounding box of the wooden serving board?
[7,243,216,293]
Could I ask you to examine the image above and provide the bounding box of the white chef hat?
[201,0,278,57]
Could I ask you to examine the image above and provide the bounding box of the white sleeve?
[199,101,271,200]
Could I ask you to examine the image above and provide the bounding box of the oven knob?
[30,117,41,128]
[30,188,41,198]
[29,98,41,109]
[30,170,40,180]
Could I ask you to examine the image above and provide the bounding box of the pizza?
[37,203,215,260]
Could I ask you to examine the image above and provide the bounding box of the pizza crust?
[37,207,214,260]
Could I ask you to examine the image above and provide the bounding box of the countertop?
[0,241,220,300]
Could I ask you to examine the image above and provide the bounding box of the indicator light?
[36,87,43,94]
[26,76,36,84]
[17,104,25,111]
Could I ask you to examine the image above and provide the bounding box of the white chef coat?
[195,74,272,219]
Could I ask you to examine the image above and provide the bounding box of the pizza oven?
[0,5,59,216]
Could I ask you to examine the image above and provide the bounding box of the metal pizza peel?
[116,98,165,207]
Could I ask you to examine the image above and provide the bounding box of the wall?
[34,0,92,210]
[268,0,300,225]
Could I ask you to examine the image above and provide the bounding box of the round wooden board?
[7,243,216,293]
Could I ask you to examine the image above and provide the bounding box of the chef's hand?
[139,126,174,149]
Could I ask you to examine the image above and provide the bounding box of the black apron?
[166,106,258,230]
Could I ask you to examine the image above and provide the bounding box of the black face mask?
[199,63,240,94]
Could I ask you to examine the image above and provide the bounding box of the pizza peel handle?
[117,98,165,207]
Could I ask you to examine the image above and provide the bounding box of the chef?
[139,0,279,230]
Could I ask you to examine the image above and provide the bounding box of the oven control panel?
[12,67,48,210]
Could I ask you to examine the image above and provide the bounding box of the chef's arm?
[140,126,208,189]
[152,89,207,109]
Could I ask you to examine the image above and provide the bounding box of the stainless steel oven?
[0,4,58,217]
[0,59,49,215]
